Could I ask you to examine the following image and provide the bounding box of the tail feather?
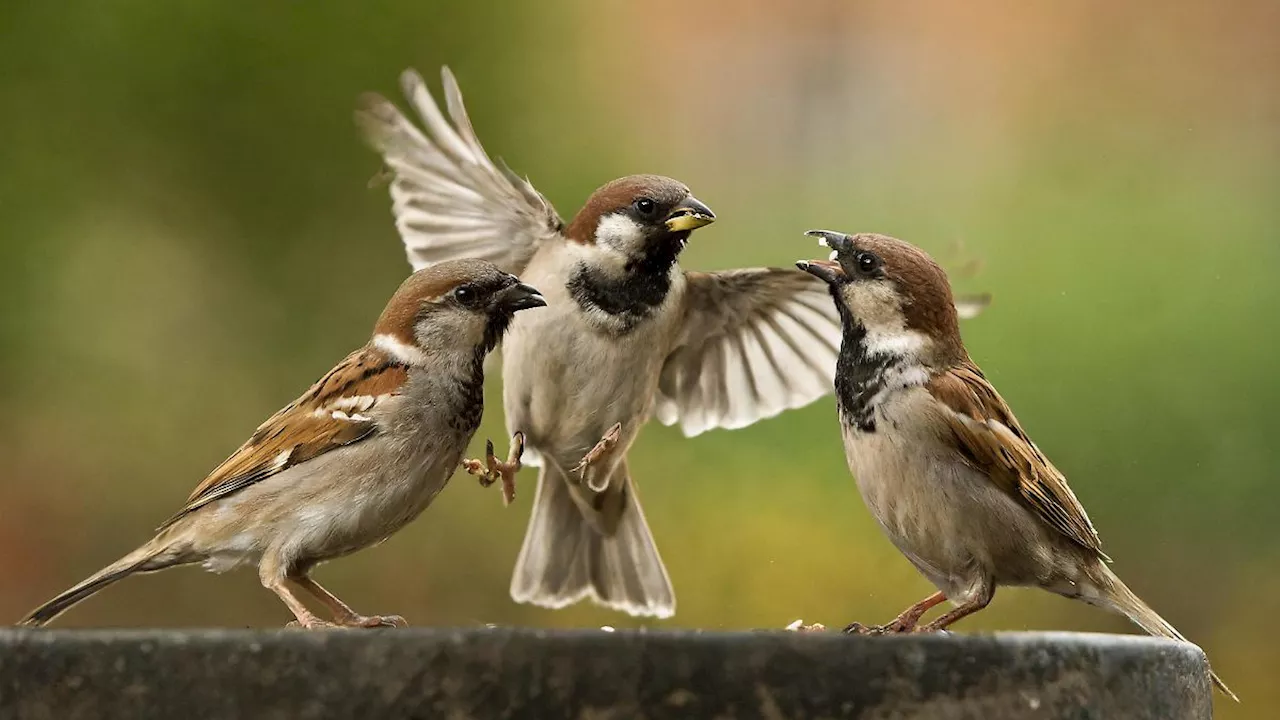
[18,543,174,627]
[1090,565,1237,702]
[511,463,674,618]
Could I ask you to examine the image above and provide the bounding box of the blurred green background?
[1,0,1276,714]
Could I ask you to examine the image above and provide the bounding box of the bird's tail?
[18,539,180,627]
[1087,563,1237,702]
[510,463,674,618]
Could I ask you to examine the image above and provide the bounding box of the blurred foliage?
[1,1,1276,715]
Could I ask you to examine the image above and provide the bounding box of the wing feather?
[357,68,563,275]
[656,269,842,436]
[157,347,407,530]
[927,362,1107,558]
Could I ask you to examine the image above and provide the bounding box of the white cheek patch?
[595,213,645,253]
[373,333,430,366]
[841,282,933,360]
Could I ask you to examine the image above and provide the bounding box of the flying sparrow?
[797,230,1235,700]
[18,259,545,628]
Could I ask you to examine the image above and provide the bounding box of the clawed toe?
[842,620,917,635]
[842,621,895,635]
[285,614,407,630]
[464,432,525,505]
[572,423,622,480]
[285,617,338,630]
[350,614,408,629]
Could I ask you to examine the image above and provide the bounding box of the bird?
[796,230,1236,701]
[18,259,546,628]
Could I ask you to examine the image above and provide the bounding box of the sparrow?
[797,230,1235,700]
[18,259,545,628]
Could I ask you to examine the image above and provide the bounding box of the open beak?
[796,259,846,285]
[797,229,854,284]
[665,196,716,232]
[498,282,547,313]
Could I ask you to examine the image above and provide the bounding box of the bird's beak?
[805,229,854,255]
[798,229,854,284]
[665,197,716,232]
[796,259,846,285]
[498,282,547,312]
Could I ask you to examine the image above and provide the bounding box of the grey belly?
[853,447,1061,600]
[501,312,662,465]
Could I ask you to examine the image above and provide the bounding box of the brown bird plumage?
[798,230,1235,701]
[19,259,545,628]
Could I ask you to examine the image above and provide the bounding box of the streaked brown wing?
[927,361,1107,558]
[157,347,408,529]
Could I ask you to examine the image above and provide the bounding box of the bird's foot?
[287,614,407,629]
[841,618,919,635]
[463,432,524,505]
[571,423,622,486]
[340,614,408,629]
[285,614,339,630]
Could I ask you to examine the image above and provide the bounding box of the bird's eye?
[453,285,477,304]
[633,197,657,217]
[856,252,881,274]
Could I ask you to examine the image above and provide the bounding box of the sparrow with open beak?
[355,69,1000,618]
[797,230,1235,701]
[19,259,545,628]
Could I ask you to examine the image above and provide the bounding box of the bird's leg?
[291,574,407,628]
[917,590,994,633]
[463,431,524,505]
[844,591,947,634]
[571,423,622,492]
[265,577,335,629]
[889,590,948,632]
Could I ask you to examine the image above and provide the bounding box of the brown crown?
[852,233,966,359]
[372,258,506,343]
[563,174,691,244]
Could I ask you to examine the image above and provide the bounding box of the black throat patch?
[832,297,916,434]
[566,250,678,334]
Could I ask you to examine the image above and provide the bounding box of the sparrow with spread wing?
[798,230,1235,701]
[357,68,989,618]
[19,260,545,628]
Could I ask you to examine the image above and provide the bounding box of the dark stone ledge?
[0,629,1210,719]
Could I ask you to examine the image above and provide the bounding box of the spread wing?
[356,67,564,275]
[157,347,408,530]
[654,268,842,437]
[927,361,1107,557]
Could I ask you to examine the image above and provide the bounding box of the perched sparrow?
[797,230,1235,700]
[18,260,545,628]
